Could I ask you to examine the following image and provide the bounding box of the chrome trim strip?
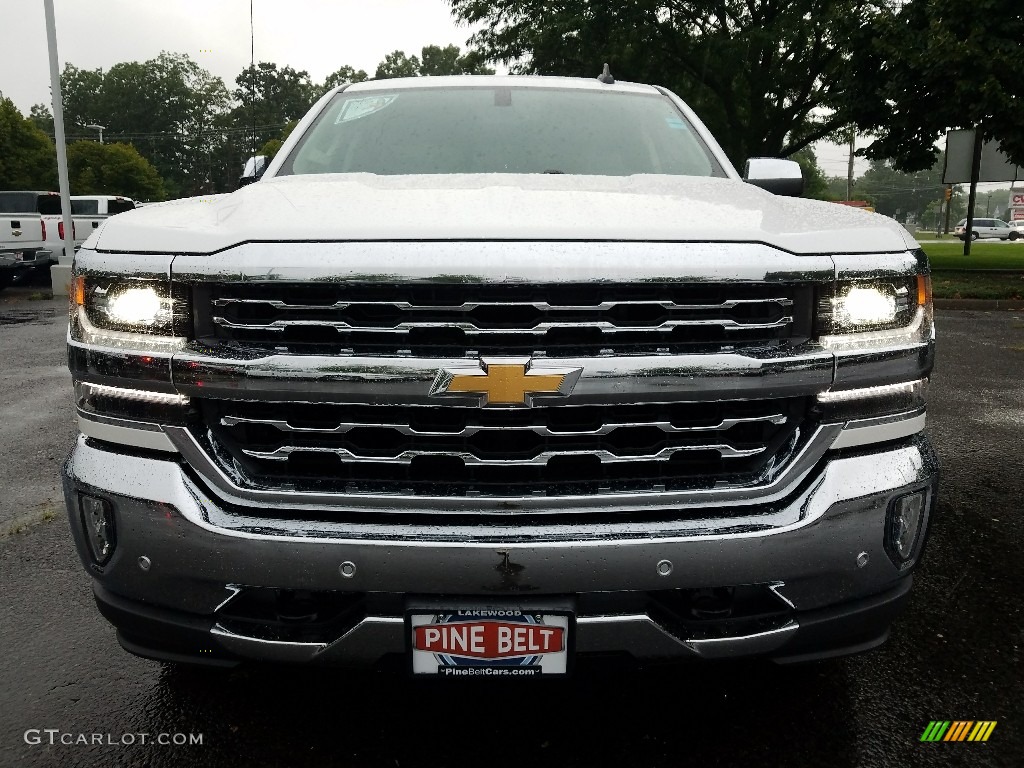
[213,585,243,613]
[161,423,844,513]
[832,412,926,450]
[768,582,796,610]
[77,414,178,453]
[211,316,794,334]
[211,623,327,661]
[683,620,798,658]
[170,240,837,284]
[170,351,835,405]
[240,441,765,465]
[818,379,925,404]
[79,381,190,406]
[220,412,788,438]
[77,407,164,432]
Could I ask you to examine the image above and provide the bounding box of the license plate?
[408,609,572,677]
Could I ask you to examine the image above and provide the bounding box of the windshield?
[278,86,725,178]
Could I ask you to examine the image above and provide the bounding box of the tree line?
[1,44,492,200]
[1,0,1020,205]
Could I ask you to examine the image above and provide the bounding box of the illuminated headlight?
[817,275,932,351]
[71,275,190,350]
[835,286,901,327]
[105,287,165,326]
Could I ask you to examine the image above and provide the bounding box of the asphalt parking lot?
[0,286,1021,768]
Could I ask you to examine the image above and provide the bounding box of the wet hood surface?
[90,174,918,255]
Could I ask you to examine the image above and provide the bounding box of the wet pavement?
[0,286,1021,768]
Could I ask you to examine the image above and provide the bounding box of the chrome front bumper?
[64,432,937,666]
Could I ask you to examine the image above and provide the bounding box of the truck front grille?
[200,282,811,357]
[198,397,809,498]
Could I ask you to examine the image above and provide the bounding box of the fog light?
[886,491,926,565]
[79,494,116,566]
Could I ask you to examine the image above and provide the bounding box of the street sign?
[943,130,1022,184]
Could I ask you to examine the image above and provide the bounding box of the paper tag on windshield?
[335,95,397,123]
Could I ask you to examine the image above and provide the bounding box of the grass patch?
[932,270,1024,300]
[922,242,1024,270]
[26,291,54,301]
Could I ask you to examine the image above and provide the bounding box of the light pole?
[85,123,105,144]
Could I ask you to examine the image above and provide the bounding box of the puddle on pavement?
[0,308,57,326]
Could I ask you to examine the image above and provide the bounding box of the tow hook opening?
[215,588,366,644]
[647,583,795,641]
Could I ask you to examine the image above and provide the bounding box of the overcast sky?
[2,0,868,176]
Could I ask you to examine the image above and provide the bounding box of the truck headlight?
[817,275,932,351]
[71,275,190,351]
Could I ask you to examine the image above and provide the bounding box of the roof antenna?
[249,0,256,163]
[597,63,615,84]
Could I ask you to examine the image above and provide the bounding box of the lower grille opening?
[647,584,794,640]
[217,588,366,644]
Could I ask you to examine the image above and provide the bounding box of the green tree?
[28,104,54,135]
[233,63,316,126]
[322,65,370,92]
[0,96,57,189]
[375,45,494,79]
[257,120,299,162]
[375,50,421,79]
[848,0,1024,170]
[67,141,165,200]
[60,64,105,130]
[851,156,953,224]
[59,53,230,197]
[791,148,832,200]
[420,44,495,75]
[448,0,886,167]
[230,63,316,168]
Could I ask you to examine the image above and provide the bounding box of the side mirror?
[238,155,268,188]
[744,158,804,197]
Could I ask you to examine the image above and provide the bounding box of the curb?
[934,298,1024,311]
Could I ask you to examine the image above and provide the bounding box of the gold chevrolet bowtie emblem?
[429,358,583,406]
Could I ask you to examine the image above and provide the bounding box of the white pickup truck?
[65,75,937,673]
[0,191,57,289]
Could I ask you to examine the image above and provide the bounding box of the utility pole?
[944,186,954,236]
[43,0,73,271]
[964,129,983,256]
[846,126,855,201]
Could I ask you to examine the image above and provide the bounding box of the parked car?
[953,218,1018,240]
[65,74,937,673]
[1008,220,1024,237]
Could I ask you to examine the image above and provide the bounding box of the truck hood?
[91,174,918,255]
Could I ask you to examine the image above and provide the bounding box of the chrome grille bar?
[212,317,794,334]
[241,443,766,465]
[221,413,788,437]
[212,297,794,312]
